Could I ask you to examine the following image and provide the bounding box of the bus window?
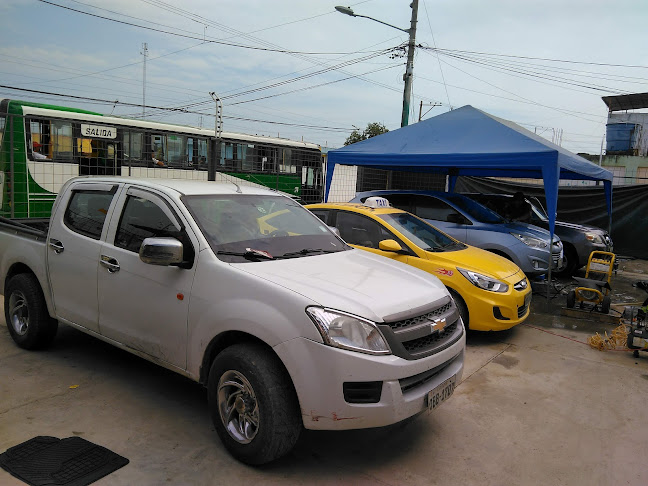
[280,147,297,174]
[151,134,166,166]
[124,131,145,166]
[240,144,253,171]
[167,134,186,168]
[29,119,51,160]
[52,120,73,161]
[197,138,208,168]
[77,138,93,156]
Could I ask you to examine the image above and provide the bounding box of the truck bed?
[0,217,50,240]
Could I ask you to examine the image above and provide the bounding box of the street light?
[335,2,419,127]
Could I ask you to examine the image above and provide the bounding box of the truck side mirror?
[140,237,184,266]
[378,239,403,252]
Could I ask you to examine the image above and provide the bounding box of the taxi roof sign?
[364,196,390,208]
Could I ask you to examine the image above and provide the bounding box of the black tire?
[627,332,636,350]
[207,343,302,465]
[601,295,611,314]
[556,245,578,277]
[566,290,576,309]
[449,289,469,331]
[4,273,58,350]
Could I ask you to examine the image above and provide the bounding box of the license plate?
[524,292,532,307]
[427,375,456,411]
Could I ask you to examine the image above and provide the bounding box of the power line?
[418,55,605,123]
[37,0,386,56]
[427,47,648,69]
[422,0,451,108]
[0,85,354,132]
[426,49,631,95]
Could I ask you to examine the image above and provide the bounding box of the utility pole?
[401,0,419,127]
[419,101,442,122]
[335,3,418,128]
[141,42,148,117]
[208,92,222,182]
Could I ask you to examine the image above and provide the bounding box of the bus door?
[78,139,119,176]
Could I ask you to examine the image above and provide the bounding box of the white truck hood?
[235,249,448,323]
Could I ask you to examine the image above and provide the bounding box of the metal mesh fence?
[0,113,323,218]
[326,164,447,202]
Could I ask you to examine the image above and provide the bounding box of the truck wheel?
[601,295,611,314]
[4,273,58,350]
[448,289,469,331]
[207,343,302,465]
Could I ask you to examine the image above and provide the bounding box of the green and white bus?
[0,99,323,218]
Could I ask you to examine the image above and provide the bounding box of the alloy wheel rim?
[9,290,29,336]
[217,370,260,444]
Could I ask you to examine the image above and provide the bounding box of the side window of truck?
[64,189,116,240]
[115,194,195,263]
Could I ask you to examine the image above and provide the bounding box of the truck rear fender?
[2,262,55,317]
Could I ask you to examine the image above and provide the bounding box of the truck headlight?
[306,307,391,355]
[511,233,548,249]
[585,232,603,244]
[458,268,509,293]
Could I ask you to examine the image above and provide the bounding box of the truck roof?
[69,176,289,197]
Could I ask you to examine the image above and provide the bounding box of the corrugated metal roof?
[602,92,648,112]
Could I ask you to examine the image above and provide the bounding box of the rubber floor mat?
[0,436,129,486]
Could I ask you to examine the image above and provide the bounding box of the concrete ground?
[1,261,647,486]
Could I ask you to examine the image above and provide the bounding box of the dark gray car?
[465,193,613,276]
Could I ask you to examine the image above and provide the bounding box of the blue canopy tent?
[325,105,614,243]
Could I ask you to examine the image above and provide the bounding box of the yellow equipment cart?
[566,251,616,314]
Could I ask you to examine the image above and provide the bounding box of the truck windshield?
[379,212,465,252]
[443,194,506,224]
[183,194,347,262]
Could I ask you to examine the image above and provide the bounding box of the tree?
[344,122,389,146]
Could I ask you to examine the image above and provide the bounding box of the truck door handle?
[48,239,65,254]
[100,255,120,273]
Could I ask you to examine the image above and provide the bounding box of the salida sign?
[81,124,117,139]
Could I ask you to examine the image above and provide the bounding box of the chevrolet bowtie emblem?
[432,317,447,332]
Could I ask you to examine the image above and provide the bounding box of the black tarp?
[455,177,648,259]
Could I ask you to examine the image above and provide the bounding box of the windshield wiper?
[216,248,274,260]
[426,242,462,252]
[277,248,336,259]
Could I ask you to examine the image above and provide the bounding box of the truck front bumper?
[274,330,465,431]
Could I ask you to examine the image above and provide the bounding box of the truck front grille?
[402,322,459,354]
[379,297,463,360]
[387,302,452,330]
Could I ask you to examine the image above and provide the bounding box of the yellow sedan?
[306,199,531,331]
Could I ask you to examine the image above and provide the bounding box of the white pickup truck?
[0,177,465,464]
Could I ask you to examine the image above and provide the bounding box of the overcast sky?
[2,0,647,153]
